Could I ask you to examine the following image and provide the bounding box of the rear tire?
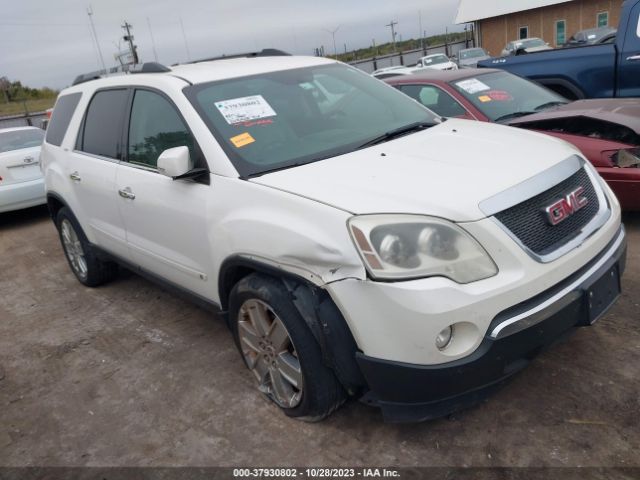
[56,207,118,287]
[229,273,346,421]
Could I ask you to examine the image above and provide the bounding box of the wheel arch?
[220,256,366,395]
[46,191,70,223]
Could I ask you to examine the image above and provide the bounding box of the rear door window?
[78,89,129,159]
[45,93,82,146]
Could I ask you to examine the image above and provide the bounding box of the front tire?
[56,207,118,287]
[229,274,346,421]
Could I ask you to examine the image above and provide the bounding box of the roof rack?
[72,62,171,86]
[181,48,291,65]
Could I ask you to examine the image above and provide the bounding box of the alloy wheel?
[237,299,303,408]
[60,219,88,280]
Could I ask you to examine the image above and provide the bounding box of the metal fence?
[0,111,48,130]
[349,39,470,73]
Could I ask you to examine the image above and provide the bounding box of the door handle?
[118,187,136,200]
[626,54,640,61]
[69,171,81,182]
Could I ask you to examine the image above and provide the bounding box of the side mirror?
[158,146,193,178]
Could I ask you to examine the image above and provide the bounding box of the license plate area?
[584,264,621,325]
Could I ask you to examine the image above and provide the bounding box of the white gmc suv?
[41,51,626,422]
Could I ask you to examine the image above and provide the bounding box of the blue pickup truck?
[478,0,640,99]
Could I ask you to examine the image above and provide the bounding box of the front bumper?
[0,178,46,213]
[356,226,627,422]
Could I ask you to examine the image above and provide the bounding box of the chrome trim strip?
[8,162,40,169]
[72,150,120,164]
[71,150,160,173]
[490,226,625,340]
[479,155,583,217]
[491,163,611,264]
[121,161,159,174]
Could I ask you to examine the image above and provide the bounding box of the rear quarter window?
[45,92,82,146]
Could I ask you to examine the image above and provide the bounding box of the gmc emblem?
[544,187,588,225]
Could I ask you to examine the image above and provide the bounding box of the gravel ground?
[0,205,638,468]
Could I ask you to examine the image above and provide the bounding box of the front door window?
[127,90,195,169]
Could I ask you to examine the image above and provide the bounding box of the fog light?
[436,326,454,350]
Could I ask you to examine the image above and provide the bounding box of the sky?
[1,0,462,90]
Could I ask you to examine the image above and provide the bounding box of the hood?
[250,119,579,222]
[507,98,640,136]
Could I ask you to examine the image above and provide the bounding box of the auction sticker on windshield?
[456,78,490,94]
[215,95,277,125]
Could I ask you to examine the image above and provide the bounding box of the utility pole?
[385,20,398,52]
[121,21,139,64]
[87,6,106,71]
[445,27,450,56]
[323,25,340,59]
[147,17,159,62]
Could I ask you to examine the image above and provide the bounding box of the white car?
[415,53,458,71]
[41,52,625,423]
[371,66,420,79]
[501,38,553,56]
[0,126,46,213]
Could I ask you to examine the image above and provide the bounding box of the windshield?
[0,129,44,153]
[423,55,449,65]
[459,49,487,60]
[185,63,437,177]
[450,71,567,122]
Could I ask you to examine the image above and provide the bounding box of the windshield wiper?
[494,111,537,123]
[356,122,434,150]
[534,101,569,111]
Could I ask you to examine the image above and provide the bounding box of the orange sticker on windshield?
[230,132,255,148]
[478,95,492,102]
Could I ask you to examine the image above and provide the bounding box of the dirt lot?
[0,206,638,468]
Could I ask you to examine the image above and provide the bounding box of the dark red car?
[385,69,640,210]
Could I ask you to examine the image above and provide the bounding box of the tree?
[0,77,10,103]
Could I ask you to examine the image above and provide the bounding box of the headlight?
[349,215,498,283]
[611,148,640,168]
